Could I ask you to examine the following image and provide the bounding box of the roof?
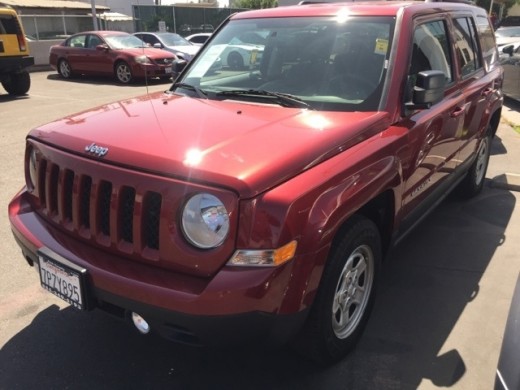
[98,11,133,22]
[0,0,109,10]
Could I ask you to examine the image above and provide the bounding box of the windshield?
[496,26,520,37]
[175,16,394,111]
[105,35,146,49]
[159,33,192,46]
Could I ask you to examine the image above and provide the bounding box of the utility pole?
[91,0,99,30]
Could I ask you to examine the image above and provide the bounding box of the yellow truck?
[0,6,34,95]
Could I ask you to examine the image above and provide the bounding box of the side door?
[451,14,501,164]
[399,18,467,221]
[83,34,113,75]
[66,34,88,72]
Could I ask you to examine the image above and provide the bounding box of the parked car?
[185,32,212,46]
[495,274,520,390]
[49,31,176,84]
[499,43,520,100]
[0,6,34,95]
[133,32,200,62]
[499,15,520,28]
[9,1,503,366]
[219,31,267,69]
[495,26,520,50]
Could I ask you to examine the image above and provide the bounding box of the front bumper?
[9,190,308,347]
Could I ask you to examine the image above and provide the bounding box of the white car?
[134,32,200,61]
[495,26,520,50]
[185,33,212,46]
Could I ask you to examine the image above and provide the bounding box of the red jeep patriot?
[8,0,503,364]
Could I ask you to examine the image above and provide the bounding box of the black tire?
[227,51,244,70]
[458,129,492,199]
[115,61,133,84]
[2,70,30,96]
[58,59,73,79]
[293,215,381,365]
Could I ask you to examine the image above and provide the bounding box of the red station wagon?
[9,1,503,364]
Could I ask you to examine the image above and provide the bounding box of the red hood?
[29,91,390,198]
[120,47,174,58]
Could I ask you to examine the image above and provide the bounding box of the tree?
[476,0,518,17]
[234,0,278,9]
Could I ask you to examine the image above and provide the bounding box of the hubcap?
[60,61,70,77]
[117,65,131,83]
[332,244,374,339]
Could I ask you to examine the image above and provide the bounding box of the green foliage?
[233,0,278,9]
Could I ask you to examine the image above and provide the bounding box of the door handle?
[481,88,493,97]
[450,107,465,118]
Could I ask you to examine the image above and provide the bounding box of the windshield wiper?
[216,89,313,109]
[172,82,208,99]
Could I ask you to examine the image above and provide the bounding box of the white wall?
[77,0,154,17]
[28,40,61,68]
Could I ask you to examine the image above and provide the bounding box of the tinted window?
[453,17,482,77]
[409,20,453,82]
[0,14,17,34]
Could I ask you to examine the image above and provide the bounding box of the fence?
[132,5,246,36]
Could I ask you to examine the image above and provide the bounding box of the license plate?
[165,67,172,74]
[38,248,88,310]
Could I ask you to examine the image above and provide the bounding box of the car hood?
[166,45,199,55]
[29,91,390,198]
[120,47,174,58]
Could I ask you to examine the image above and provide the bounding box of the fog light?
[131,312,150,334]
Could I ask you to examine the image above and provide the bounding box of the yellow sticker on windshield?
[250,49,258,65]
[374,38,388,55]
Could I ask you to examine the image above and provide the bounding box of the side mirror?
[173,59,188,74]
[153,43,162,49]
[405,70,446,111]
[96,44,109,51]
[503,45,514,56]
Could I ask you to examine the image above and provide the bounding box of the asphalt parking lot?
[1,71,520,390]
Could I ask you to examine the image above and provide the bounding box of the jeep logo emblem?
[85,143,108,157]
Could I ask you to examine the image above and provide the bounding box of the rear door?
[450,13,501,163]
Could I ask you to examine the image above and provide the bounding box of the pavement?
[489,97,520,192]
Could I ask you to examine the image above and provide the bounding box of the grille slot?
[80,175,92,229]
[63,169,74,223]
[98,181,112,236]
[119,186,136,244]
[142,191,162,250]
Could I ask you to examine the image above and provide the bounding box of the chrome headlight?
[181,193,230,249]
[135,55,151,64]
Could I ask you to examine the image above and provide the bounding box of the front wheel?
[115,62,133,84]
[58,59,73,79]
[2,70,30,96]
[293,215,381,365]
[458,130,492,199]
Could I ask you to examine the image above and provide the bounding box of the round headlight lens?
[182,193,230,249]
[28,147,37,190]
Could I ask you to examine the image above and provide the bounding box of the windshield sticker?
[374,38,388,55]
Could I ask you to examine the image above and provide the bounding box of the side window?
[476,15,499,71]
[453,17,482,77]
[409,20,453,83]
[86,35,102,49]
[68,34,86,48]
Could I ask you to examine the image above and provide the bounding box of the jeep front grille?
[34,157,161,253]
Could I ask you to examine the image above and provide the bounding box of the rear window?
[0,14,18,35]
